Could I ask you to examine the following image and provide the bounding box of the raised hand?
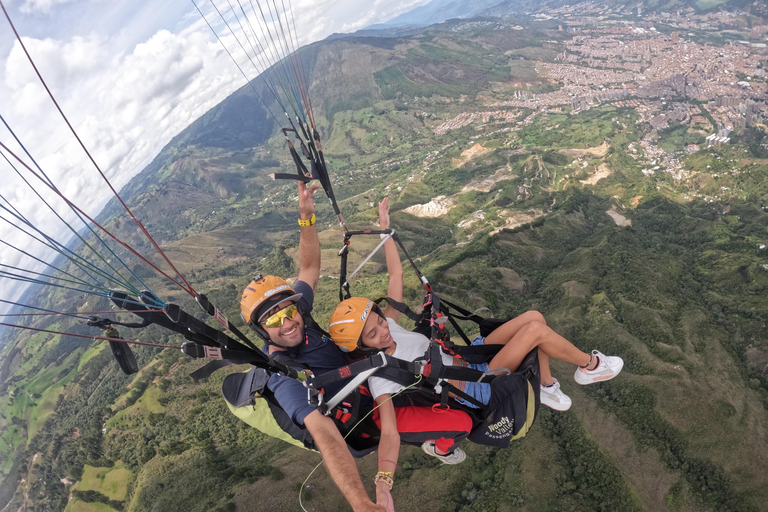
[298,180,321,220]
[378,196,390,230]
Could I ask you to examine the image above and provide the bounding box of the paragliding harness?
[86,289,383,456]
[310,290,541,448]
[219,351,382,457]
[328,230,542,448]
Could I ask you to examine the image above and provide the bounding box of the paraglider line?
[0,0,196,296]
[0,322,179,349]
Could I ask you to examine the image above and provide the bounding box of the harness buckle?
[373,350,389,368]
[307,384,326,410]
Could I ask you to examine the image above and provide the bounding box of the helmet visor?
[260,304,299,329]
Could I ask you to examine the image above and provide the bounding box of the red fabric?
[373,405,472,454]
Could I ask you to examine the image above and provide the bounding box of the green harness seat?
[223,368,315,451]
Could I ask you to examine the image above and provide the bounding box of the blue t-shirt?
[265,280,350,425]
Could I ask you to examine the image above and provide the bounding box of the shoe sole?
[421,443,465,464]
[539,392,573,411]
[540,395,572,411]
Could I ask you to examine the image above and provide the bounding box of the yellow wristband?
[298,213,316,227]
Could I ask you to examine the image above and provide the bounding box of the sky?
[0,0,432,315]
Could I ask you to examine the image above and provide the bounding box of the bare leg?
[538,349,553,386]
[482,311,559,382]
[487,321,591,372]
[484,311,546,346]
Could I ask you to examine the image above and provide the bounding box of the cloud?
[0,24,243,309]
[18,0,76,15]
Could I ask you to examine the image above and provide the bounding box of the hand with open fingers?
[298,180,321,220]
[375,484,395,512]
[378,196,390,230]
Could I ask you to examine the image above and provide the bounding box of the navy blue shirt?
[266,280,349,425]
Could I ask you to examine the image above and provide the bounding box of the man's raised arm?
[297,181,321,292]
[303,411,387,512]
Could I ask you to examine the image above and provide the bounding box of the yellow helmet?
[240,274,303,327]
[329,297,375,352]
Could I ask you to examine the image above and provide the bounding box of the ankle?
[580,353,599,370]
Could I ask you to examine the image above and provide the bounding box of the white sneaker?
[421,441,466,464]
[540,378,572,411]
[574,350,624,385]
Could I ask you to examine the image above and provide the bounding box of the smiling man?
[238,181,389,512]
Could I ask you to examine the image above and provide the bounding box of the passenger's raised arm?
[379,197,403,321]
[296,181,322,291]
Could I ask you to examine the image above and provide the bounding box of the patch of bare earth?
[404,164,515,220]
[580,163,612,185]
[403,195,456,217]
[452,143,493,167]
[558,140,610,158]
[490,209,545,235]
[630,195,643,207]
[606,206,631,226]
[461,165,515,193]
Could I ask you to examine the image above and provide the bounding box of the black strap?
[195,293,260,352]
[373,297,422,324]
[446,312,472,345]
[283,134,311,177]
[190,359,238,381]
[443,382,485,409]
[437,364,498,384]
[110,291,307,383]
[272,173,313,183]
[181,343,305,382]
[309,352,422,391]
[87,315,150,329]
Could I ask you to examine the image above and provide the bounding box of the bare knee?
[516,321,548,346]
[517,310,546,326]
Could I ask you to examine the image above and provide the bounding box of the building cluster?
[706,127,732,146]
[539,62,635,86]
[752,26,768,39]
[514,90,536,101]
[424,10,768,191]
[433,110,521,135]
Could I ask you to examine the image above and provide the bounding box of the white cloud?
[0,26,243,308]
[19,0,76,15]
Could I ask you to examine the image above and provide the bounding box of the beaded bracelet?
[373,472,394,490]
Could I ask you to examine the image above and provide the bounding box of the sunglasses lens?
[263,304,297,328]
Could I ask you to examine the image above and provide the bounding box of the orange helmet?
[329,297,376,352]
[240,274,303,327]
